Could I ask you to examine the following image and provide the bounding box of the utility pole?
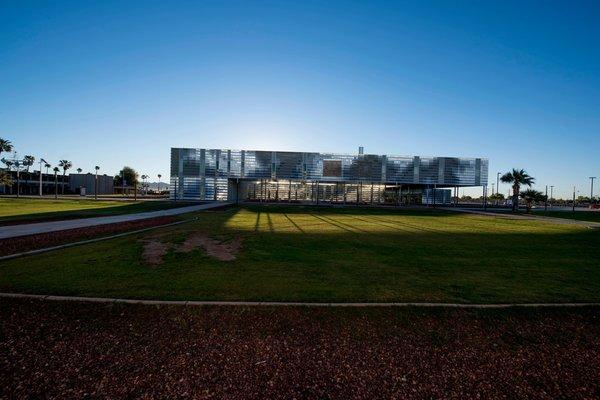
[483,185,487,211]
[38,158,47,196]
[94,166,100,200]
[572,186,576,212]
[590,177,596,204]
[496,172,500,204]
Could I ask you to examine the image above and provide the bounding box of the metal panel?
[169,147,489,201]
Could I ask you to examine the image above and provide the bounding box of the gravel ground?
[0,217,175,257]
[1,299,599,399]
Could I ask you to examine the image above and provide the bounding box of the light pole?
[544,185,548,211]
[94,166,99,200]
[550,185,554,208]
[590,177,596,204]
[573,186,576,212]
[53,167,59,199]
[14,159,21,198]
[496,172,500,203]
[38,158,48,196]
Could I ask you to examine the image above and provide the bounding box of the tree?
[158,174,162,192]
[488,193,505,201]
[77,168,82,174]
[520,189,546,213]
[23,155,35,195]
[58,160,72,195]
[0,170,12,189]
[500,169,535,212]
[114,166,139,187]
[0,138,13,159]
[44,163,51,174]
[2,159,13,171]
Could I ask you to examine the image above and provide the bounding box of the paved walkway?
[0,202,233,239]
[1,292,597,308]
[441,207,600,228]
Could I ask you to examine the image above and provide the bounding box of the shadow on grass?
[1,204,599,303]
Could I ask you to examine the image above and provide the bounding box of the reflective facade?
[170,148,488,202]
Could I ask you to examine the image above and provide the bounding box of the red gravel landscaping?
[1,299,598,399]
[0,217,176,257]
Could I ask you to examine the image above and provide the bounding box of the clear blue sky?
[1,0,599,198]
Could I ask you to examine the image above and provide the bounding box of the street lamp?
[94,166,100,200]
[496,172,501,206]
[550,185,554,208]
[38,158,48,196]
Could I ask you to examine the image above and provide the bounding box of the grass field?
[531,210,600,223]
[0,205,599,303]
[0,198,191,225]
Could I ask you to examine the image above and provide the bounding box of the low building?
[169,148,489,204]
[0,170,68,195]
[0,170,113,195]
[68,173,114,195]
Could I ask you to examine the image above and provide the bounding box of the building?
[68,173,114,195]
[0,170,68,195]
[170,148,488,205]
[0,170,113,195]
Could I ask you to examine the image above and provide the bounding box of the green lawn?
[0,198,192,225]
[1,205,599,303]
[531,210,600,223]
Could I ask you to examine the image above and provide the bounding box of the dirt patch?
[138,232,242,264]
[176,233,242,261]
[140,239,171,266]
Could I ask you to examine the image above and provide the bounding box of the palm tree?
[0,138,13,159]
[500,169,535,212]
[58,160,72,195]
[0,170,12,188]
[23,155,35,195]
[519,189,546,213]
[53,167,60,199]
[44,163,51,174]
[77,168,82,174]
[158,174,162,192]
[141,174,147,195]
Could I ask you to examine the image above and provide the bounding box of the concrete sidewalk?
[1,292,598,308]
[442,207,600,228]
[0,202,232,239]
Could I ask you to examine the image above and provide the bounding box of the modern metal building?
[170,148,488,204]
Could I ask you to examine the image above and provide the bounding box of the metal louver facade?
[170,148,488,201]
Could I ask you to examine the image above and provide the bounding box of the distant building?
[0,170,67,195]
[169,147,489,205]
[68,173,114,195]
[0,170,113,195]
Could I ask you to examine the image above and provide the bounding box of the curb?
[1,292,598,308]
